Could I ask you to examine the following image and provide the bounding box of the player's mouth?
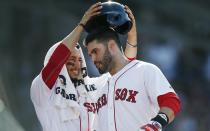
[70,69,79,74]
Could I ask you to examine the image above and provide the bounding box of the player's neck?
[109,55,129,75]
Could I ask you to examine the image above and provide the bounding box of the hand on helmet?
[124,5,135,24]
[80,2,102,25]
[125,5,137,46]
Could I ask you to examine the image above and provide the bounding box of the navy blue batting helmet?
[84,1,133,34]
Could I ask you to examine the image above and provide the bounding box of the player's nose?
[75,61,80,68]
[74,60,81,68]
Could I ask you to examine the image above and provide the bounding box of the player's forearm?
[42,44,70,89]
[145,92,181,130]
[159,107,175,123]
[124,20,137,60]
[127,20,137,45]
[157,92,181,121]
[62,24,84,51]
[62,2,102,51]
[141,107,175,131]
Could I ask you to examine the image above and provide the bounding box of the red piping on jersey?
[113,62,139,131]
[107,81,110,106]
[42,43,70,89]
[87,111,90,131]
[79,116,82,131]
[157,92,181,116]
[127,57,136,61]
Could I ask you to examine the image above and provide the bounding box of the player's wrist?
[126,41,137,48]
[151,112,169,129]
[78,23,85,29]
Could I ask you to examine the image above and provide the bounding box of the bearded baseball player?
[84,29,181,131]
[30,2,137,131]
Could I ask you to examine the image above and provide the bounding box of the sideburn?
[101,46,113,74]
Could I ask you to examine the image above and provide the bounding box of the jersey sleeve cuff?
[157,92,181,116]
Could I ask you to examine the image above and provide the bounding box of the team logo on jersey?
[84,94,107,113]
[58,75,66,85]
[55,75,77,101]
[84,88,139,113]
[73,79,97,92]
[85,84,97,92]
[55,87,77,101]
[73,79,84,87]
[115,88,139,103]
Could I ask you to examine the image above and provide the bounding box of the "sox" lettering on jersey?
[115,88,139,103]
[84,88,139,113]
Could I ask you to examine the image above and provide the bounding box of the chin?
[70,74,79,79]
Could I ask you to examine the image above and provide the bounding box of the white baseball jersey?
[30,43,110,131]
[31,73,109,131]
[87,60,176,131]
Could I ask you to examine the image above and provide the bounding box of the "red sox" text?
[84,88,138,113]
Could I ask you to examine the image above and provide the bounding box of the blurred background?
[0,0,210,131]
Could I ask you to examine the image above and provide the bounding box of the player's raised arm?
[62,2,102,51]
[124,5,137,61]
[41,2,102,89]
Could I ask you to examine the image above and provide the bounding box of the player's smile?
[71,69,79,74]
[66,49,82,79]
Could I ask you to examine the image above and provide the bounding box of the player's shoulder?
[132,60,159,70]
[87,73,110,84]
[31,74,48,90]
[31,75,41,87]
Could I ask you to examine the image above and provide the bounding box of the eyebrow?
[70,56,82,59]
[69,56,76,59]
[88,48,96,57]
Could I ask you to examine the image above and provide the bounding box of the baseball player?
[84,29,181,130]
[30,2,137,131]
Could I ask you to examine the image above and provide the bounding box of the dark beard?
[98,47,112,74]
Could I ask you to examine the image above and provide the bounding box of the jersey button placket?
[108,79,115,131]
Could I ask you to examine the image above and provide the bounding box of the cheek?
[66,65,73,72]
[100,53,106,61]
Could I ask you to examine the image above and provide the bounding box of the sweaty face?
[66,48,82,79]
[87,40,112,74]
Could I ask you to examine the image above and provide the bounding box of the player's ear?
[107,40,116,53]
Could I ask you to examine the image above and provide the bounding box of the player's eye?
[66,61,74,66]
[94,49,97,54]
[92,49,97,54]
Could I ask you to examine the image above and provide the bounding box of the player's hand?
[125,5,135,25]
[125,5,137,45]
[140,121,162,131]
[80,2,102,25]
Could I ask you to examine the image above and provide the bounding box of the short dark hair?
[84,28,121,47]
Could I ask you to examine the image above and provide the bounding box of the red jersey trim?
[157,92,181,116]
[113,62,139,131]
[79,116,82,131]
[127,57,136,61]
[42,43,71,89]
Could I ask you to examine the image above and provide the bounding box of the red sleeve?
[157,92,181,116]
[41,43,70,89]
